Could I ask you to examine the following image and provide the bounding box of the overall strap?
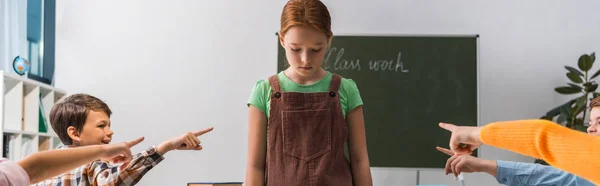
[268,75,282,92]
[329,74,342,92]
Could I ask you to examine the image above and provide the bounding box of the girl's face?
[280,26,329,78]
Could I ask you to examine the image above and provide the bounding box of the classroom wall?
[54,0,600,185]
[0,0,30,73]
[0,0,6,71]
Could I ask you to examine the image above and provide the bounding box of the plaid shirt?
[32,145,164,186]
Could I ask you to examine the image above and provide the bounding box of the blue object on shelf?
[13,56,30,76]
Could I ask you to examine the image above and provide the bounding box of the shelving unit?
[0,71,67,161]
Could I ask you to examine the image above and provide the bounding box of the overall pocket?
[282,109,332,161]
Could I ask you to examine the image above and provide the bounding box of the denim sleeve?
[495,160,594,186]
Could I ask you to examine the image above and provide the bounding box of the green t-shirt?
[247,71,363,118]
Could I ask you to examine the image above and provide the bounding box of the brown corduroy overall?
[265,74,353,186]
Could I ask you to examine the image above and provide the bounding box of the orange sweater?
[480,119,600,184]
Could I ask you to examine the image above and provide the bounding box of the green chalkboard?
[276,35,478,168]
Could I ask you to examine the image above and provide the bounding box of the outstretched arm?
[439,120,600,184]
[19,137,143,183]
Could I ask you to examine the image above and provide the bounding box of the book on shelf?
[3,135,17,160]
[39,95,48,133]
[22,89,25,131]
[21,137,32,159]
[2,135,8,158]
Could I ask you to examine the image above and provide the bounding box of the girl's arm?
[245,105,268,186]
[440,120,600,185]
[19,137,143,183]
[346,106,373,186]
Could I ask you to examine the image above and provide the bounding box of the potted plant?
[536,52,598,164]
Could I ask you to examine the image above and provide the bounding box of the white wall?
[54,0,600,185]
[0,0,7,71]
[0,0,30,73]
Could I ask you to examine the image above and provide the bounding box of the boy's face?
[71,110,113,146]
[587,107,600,136]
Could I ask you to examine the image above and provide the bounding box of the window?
[1,0,55,85]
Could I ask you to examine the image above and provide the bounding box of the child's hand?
[435,146,497,177]
[101,137,144,167]
[157,127,214,155]
[439,122,483,155]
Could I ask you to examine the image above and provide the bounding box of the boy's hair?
[591,96,600,110]
[49,93,112,145]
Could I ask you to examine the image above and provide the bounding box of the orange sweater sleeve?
[480,119,600,185]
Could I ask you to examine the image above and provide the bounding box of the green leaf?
[567,72,584,83]
[542,99,577,118]
[592,52,596,63]
[565,66,584,77]
[574,95,587,114]
[555,86,581,94]
[558,83,583,94]
[583,82,599,92]
[575,118,584,126]
[540,115,553,121]
[591,68,600,79]
[557,114,566,124]
[569,84,583,92]
[578,54,594,71]
[588,84,598,92]
[574,125,587,132]
[571,107,579,118]
[543,105,562,118]
[594,92,600,98]
[576,95,586,108]
[570,83,583,88]
[569,118,586,131]
[560,104,572,120]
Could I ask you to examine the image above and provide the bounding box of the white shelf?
[3,79,23,131]
[2,72,66,95]
[38,136,51,152]
[4,129,25,135]
[0,70,68,161]
[4,129,57,137]
[23,83,40,133]
[20,134,37,160]
[51,137,62,149]
[3,133,19,160]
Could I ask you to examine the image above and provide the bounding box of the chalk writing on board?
[323,47,409,73]
[368,52,409,72]
[323,47,361,71]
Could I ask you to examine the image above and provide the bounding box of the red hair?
[590,96,600,110]
[280,0,332,39]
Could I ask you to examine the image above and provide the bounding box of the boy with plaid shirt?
[33,94,213,186]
